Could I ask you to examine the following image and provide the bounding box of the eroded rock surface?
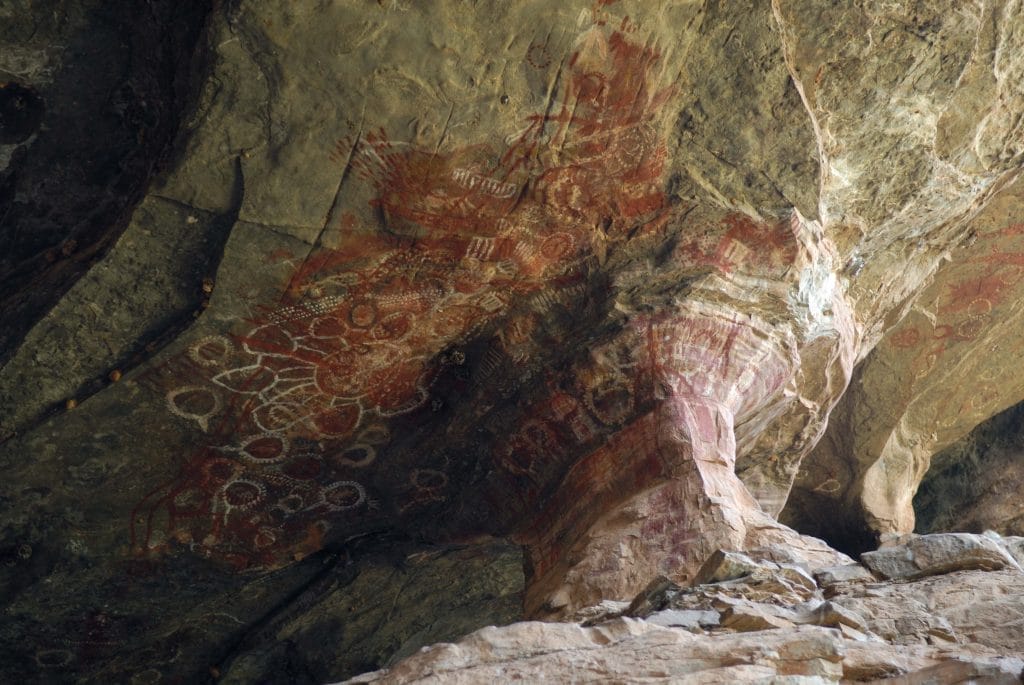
[346,538,1024,684]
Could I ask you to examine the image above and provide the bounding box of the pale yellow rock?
[342,622,845,684]
[346,567,1024,684]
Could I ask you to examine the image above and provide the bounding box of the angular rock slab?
[343,621,846,684]
[342,618,1024,685]
[860,533,1022,580]
[813,563,874,588]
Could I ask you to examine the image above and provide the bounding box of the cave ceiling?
[3,1,1024,682]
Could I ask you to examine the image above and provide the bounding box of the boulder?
[860,533,1021,580]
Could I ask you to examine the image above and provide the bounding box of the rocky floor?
[344,533,1024,684]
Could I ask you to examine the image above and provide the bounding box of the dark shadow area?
[215,537,524,684]
[915,401,1024,536]
[0,83,45,144]
[779,489,880,558]
[0,0,213,365]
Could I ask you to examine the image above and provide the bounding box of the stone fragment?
[814,563,875,587]
[714,597,797,632]
[861,547,917,579]
[719,607,795,632]
[644,608,720,631]
[774,564,819,593]
[624,575,679,618]
[792,601,869,633]
[692,550,769,586]
[573,600,630,625]
[838,623,871,642]
[860,533,1021,579]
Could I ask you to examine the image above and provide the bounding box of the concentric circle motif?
[957,317,987,340]
[540,232,576,261]
[278,492,306,514]
[238,433,288,463]
[411,468,448,491]
[222,479,266,510]
[321,481,366,511]
[166,385,222,432]
[253,401,308,433]
[253,527,277,549]
[309,315,347,339]
[330,443,377,469]
[348,300,378,328]
[188,335,233,367]
[584,375,634,427]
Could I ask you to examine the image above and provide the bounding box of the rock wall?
[0,0,212,366]
[3,1,1024,682]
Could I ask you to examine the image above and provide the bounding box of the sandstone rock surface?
[860,532,1022,579]
[4,0,1024,682]
[345,544,1024,684]
[915,404,1024,539]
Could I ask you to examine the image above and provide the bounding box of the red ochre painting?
[888,221,1024,373]
[504,310,795,583]
[130,20,679,569]
[880,221,1024,429]
[130,18,806,570]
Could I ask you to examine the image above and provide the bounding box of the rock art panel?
[787,177,1024,547]
[130,18,678,570]
[8,1,1024,682]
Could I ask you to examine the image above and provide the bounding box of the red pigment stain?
[131,23,679,570]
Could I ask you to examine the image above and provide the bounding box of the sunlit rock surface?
[3,1,1024,682]
[343,536,1024,684]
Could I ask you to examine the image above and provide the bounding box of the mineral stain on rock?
[4,1,1024,683]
